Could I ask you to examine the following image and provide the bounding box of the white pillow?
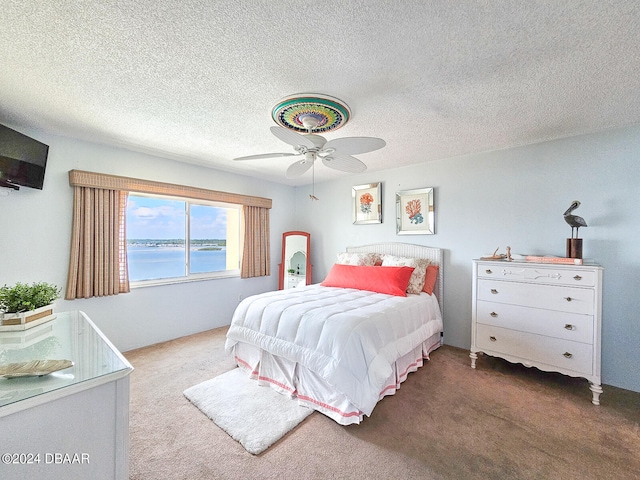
[336,252,382,266]
[381,254,430,294]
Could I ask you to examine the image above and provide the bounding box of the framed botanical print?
[396,187,435,235]
[352,183,382,224]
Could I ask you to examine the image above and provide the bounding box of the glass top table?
[0,310,133,415]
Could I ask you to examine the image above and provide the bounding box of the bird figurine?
[563,200,587,238]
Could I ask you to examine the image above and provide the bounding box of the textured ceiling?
[1,1,640,186]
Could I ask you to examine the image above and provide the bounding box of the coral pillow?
[321,264,415,297]
[422,265,439,295]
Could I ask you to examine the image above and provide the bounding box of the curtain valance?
[68,170,272,209]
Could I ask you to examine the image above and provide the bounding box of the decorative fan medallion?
[271,94,351,133]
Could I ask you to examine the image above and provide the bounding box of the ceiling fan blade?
[270,126,316,149]
[322,137,386,156]
[286,158,314,178]
[322,154,367,173]
[233,152,299,161]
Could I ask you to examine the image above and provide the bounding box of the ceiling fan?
[233,94,386,180]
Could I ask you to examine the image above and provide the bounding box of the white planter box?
[0,304,56,332]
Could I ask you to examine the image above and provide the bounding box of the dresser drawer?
[477,279,594,315]
[476,300,594,344]
[476,324,593,375]
[476,263,596,287]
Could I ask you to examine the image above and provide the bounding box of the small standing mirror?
[278,231,312,289]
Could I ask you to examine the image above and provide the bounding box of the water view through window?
[126,195,235,282]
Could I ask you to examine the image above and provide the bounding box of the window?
[126,194,241,285]
[66,170,271,299]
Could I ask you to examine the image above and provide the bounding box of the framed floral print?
[396,187,435,234]
[352,183,382,224]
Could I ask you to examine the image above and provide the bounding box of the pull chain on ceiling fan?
[233,95,386,195]
[309,158,319,201]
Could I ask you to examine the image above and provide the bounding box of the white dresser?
[470,260,603,405]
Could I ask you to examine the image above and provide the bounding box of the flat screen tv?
[0,123,49,190]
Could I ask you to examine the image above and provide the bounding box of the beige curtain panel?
[66,186,130,299]
[241,205,271,278]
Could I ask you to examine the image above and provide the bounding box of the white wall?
[2,124,638,393]
[0,131,296,352]
[293,124,640,393]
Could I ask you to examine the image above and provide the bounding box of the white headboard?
[346,242,444,317]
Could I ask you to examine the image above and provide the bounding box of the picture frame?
[396,187,435,235]
[352,183,382,224]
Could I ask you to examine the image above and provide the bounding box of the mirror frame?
[396,187,435,235]
[278,231,312,289]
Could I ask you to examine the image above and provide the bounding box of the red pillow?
[422,265,439,295]
[321,264,415,297]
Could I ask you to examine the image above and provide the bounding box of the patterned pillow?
[381,255,430,294]
[336,252,382,266]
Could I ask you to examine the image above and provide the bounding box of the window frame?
[127,192,242,288]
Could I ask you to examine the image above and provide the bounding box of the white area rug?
[183,368,313,454]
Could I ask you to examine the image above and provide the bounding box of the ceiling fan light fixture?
[234,93,384,182]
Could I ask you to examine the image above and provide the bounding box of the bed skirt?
[230,331,442,425]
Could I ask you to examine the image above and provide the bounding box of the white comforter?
[225,284,443,416]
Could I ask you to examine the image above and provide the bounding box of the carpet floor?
[124,326,640,480]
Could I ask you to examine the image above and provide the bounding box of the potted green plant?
[287,268,296,275]
[0,282,61,331]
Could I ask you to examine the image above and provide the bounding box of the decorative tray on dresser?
[470,259,603,405]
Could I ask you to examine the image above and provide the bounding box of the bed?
[225,242,444,425]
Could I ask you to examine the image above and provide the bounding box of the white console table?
[285,273,306,289]
[0,311,133,480]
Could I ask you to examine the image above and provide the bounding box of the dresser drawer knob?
[564,296,572,302]
[489,336,497,342]
[490,312,498,318]
[491,289,498,294]
[563,352,573,358]
[485,269,493,274]
[573,275,582,281]
[564,324,574,330]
